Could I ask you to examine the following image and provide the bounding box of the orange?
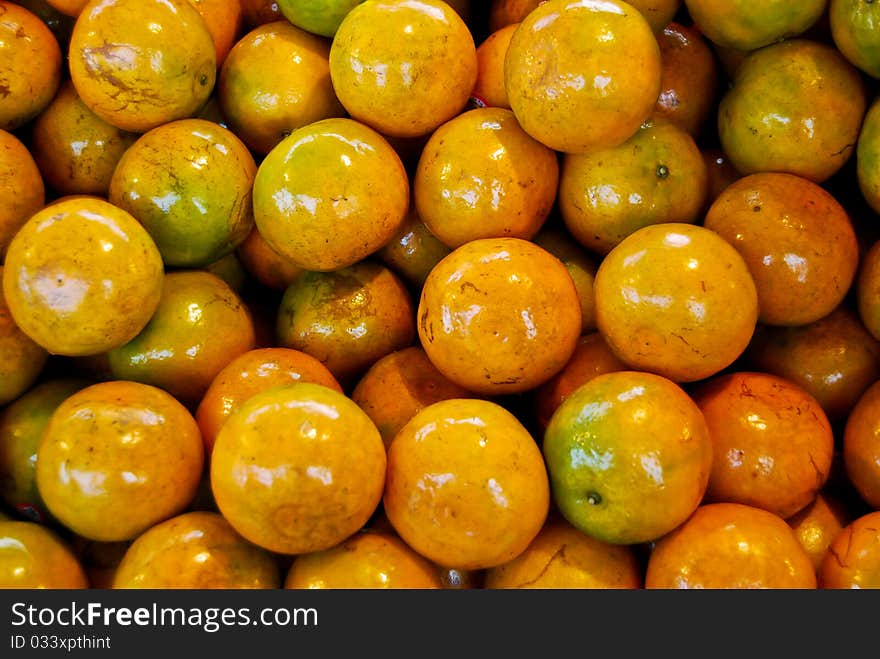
[787,494,851,574]
[504,0,662,154]
[533,332,627,432]
[844,381,880,510]
[0,521,88,588]
[820,511,880,589]
[533,228,599,334]
[0,1,62,130]
[627,0,680,33]
[704,173,859,327]
[188,0,243,65]
[329,0,477,138]
[857,100,880,216]
[489,0,541,31]
[236,228,302,291]
[414,108,558,248]
[472,23,518,109]
[653,22,719,137]
[701,148,741,209]
[694,372,834,519]
[276,261,415,386]
[384,398,549,570]
[2,196,164,357]
[196,347,342,455]
[219,21,345,155]
[0,266,46,406]
[44,0,88,15]
[113,512,280,589]
[747,308,880,421]
[559,119,707,255]
[683,0,826,51]
[239,0,280,27]
[718,39,866,184]
[594,223,758,383]
[109,118,256,267]
[377,207,451,289]
[30,81,137,197]
[277,0,363,37]
[0,130,44,260]
[253,118,409,271]
[858,239,880,341]
[211,383,386,554]
[36,381,204,542]
[543,370,712,545]
[284,530,443,589]
[0,379,89,522]
[645,503,817,589]
[69,0,216,133]
[830,0,880,78]
[484,518,642,588]
[418,237,581,396]
[204,252,247,293]
[350,346,473,448]
[108,271,256,404]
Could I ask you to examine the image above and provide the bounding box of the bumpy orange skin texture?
[787,494,849,573]
[329,0,477,138]
[0,267,46,406]
[211,383,387,555]
[2,197,164,357]
[254,118,409,272]
[69,0,216,133]
[385,399,549,570]
[219,21,344,155]
[857,100,880,216]
[594,223,758,383]
[415,108,557,249]
[646,503,817,589]
[237,229,302,292]
[543,371,713,545]
[533,228,599,334]
[418,238,581,396]
[705,173,858,327]
[277,261,415,385]
[0,521,88,588]
[36,381,204,542]
[485,519,642,589]
[748,308,880,421]
[858,239,880,342]
[560,120,708,255]
[505,0,662,154]
[377,208,451,289]
[844,381,880,510]
[473,23,517,109]
[0,131,44,260]
[188,0,242,65]
[109,119,256,267]
[108,271,256,404]
[820,511,880,588]
[113,512,280,589]
[694,372,834,519]
[285,531,443,589]
[351,346,473,448]
[831,0,880,78]
[718,39,866,184]
[196,347,342,454]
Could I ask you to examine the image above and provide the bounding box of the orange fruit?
[211,382,386,554]
[188,0,243,65]
[627,0,680,33]
[69,0,216,133]
[704,173,859,327]
[543,370,713,545]
[384,398,549,570]
[418,237,581,396]
[484,518,642,589]
[36,381,204,542]
[236,228,302,292]
[44,0,88,15]
[820,511,880,589]
[329,0,477,138]
[859,239,880,341]
[2,196,164,357]
[489,0,541,31]
[559,119,708,255]
[646,502,817,589]
[239,0,280,27]
[377,207,451,289]
[472,23,518,109]
[284,530,443,589]
[414,108,558,248]
[219,21,345,155]
[505,0,662,154]
[533,228,599,334]
[857,100,880,216]
[594,223,758,383]
[276,0,363,38]
[0,521,88,588]
[0,1,62,130]
[113,512,280,589]
[701,148,741,209]
[196,347,342,455]
[843,381,880,510]
[0,129,44,260]
[253,118,409,271]
[0,266,46,406]
[787,494,851,574]
[693,372,834,519]
[830,0,880,78]
[204,252,247,293]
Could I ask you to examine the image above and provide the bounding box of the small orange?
[414,108,558,248]
[543,370,713,545]
[485,518,642,589]
[211,383,387,555]
[113,512,280,589]
[787,494,851,574]
[0,521,88,588]
[472,23,518,109]
[645,503,817,589]
[196,347,342,455]
[489,0,541,31]
[276,0,363,38]
[843,381,880,510]
[284,530,443,589]
[0,266,46,406]
[830,0,880,78]
[820,511,880,589]
[36,381,204,542]
[236,228,303,292]
[418,238,581,396]
[377,207,451,289]
[533,228,599,334]
[384,398,549,570]
[0,130,44,259]
[188,0,243,65]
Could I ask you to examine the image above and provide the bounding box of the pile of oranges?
[2,0,880,590]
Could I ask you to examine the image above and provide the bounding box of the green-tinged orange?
[857,100,880,216]
[533,228,599,334]
[377,208,451,289]
[830,0,880,78]
[277,0,363,37]
[0,521,88,588]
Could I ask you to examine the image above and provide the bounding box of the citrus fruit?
[0,521,88,588]
[820,511,880,588]
[843,380,880,510]
[377,208,451,289]
[702,148,741,208]
[830,0,880,78]
[489,0,541,31]
[0,129,44,260]
[533,228,599,335]
[858,239,880,342]
[240,0,281,27]
[236,228,303,292]
[473,23,518,109]
[0,267,47,406]
[277,0,363,37]
[787,494,851,573]
[857,99,880,216]
[188,0,243,65]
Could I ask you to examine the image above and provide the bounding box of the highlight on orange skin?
[0,521,88,588]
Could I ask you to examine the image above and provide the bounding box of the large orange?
[0,130,44,260]
[843,381,880,510]
[0,521,88,588]
[820,511,880,589]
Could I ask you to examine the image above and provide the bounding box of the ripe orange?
[188,0,243,66]
[858,239,880,341]
[843,381,880,510]
[0,521,88,588]
[787,494,851,574]
[472,24,518,109]
[820,511,880,589]
[533,228,599,334]
[0,266,47,406]
[236,228,303,292]
[0,129,44,260]
[377,208,452,289]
